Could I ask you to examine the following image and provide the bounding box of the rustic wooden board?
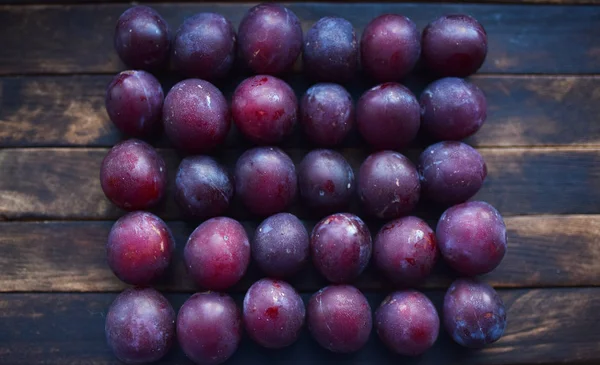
[1,289,599,364]
[2,74,599,148]
[0,3,599,75]
[1,215,598,292]
[0,147,598,221]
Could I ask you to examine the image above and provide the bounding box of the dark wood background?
[1,1,599,364]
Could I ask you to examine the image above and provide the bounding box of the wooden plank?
[0,4,599,75]
[1,215,598,292]
[2,75,599,148]
[0,289,598,364]
[0,147,598,220]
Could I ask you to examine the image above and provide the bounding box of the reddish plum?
[100,139,167,210]
[311,213,372,283]
[238,3,302,75]
[243,278,305,349]
[358,151,420,219]
[300,83,354,147]
[163,79,230,154]
[105,288,175,364]
[422,14,488,77]
[420,77,487,141]
[375,290,439,356]
[437,201,507,276]
[252,213,309,278]
[184,217,250,290]
[360,14,420,82]
[107,212,175,285]
[177,292,242,365]
[105,70,164,138]
[418,141,487,205]
[303,17,358,83]
[373,216,438,286]
[307,285,372,353]
[356,83,420,150]
[234,147,297,216]
[114,6,170,71]
[232,75,298,145]
[444,279,506,348]
[175,156,234,219]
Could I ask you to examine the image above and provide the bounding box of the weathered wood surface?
[1,215,598,292]
[0,4,599,75]
[1,289,599,364]
[2,75,599,148]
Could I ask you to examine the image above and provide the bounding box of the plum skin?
[311,213,372,284]
[437,201,507,276]
[105,70,164,138]
[163,79,230,154]
[373,216,438,286]
[234,147,298,216]
[177,292,242,365]
[238,3,303,75]
[307,285,372,353]
[172,12,236,79]
[375,290,439,356]
[107,211,175,285]
[443,278,507,348]
[418,141,487,205]
[100,139,167,211]
[184,217,250,291]
[243,278,306,349]
[105,288,175,364]
[252,213,310,278]
[175,156,234,219]
[420,77,487,141]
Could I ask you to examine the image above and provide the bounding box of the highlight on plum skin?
[177,292,242,365]
[357,151,421,219]
[107,211,175,286]
[172,12,236,80]
[300,83,354,147]
[373,216,438,286]
[298,149,355,214]
[443,278,507,348]
[105,287,175,364]
[234,147,298,216]
[420,77,487,141]
[252,213,310,278]
[163,79,230,154]
[184,217,250,291]
[356,83,420,150]
[311,213,372,284]
[243,278,306,349]
[375,290,439,356]
[114,6,170,71]
[360,14,421,82]
[175,156,234,220]
[303,16,358,83]
[100,139,167,211]
[232,75,298,145]
[437,201,507,276]
[307,285,372,353]
[422,14,488,77]
[418,141,487,205]
[105,70,164,139]
[238,3,303,75]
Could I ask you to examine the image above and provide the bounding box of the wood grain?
[0,147,598,221]
[1,289,599,364]
[0,4,599,75]
[1,215,598,292]
[2,75,599,148]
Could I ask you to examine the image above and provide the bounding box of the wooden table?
[1,1,599,364]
